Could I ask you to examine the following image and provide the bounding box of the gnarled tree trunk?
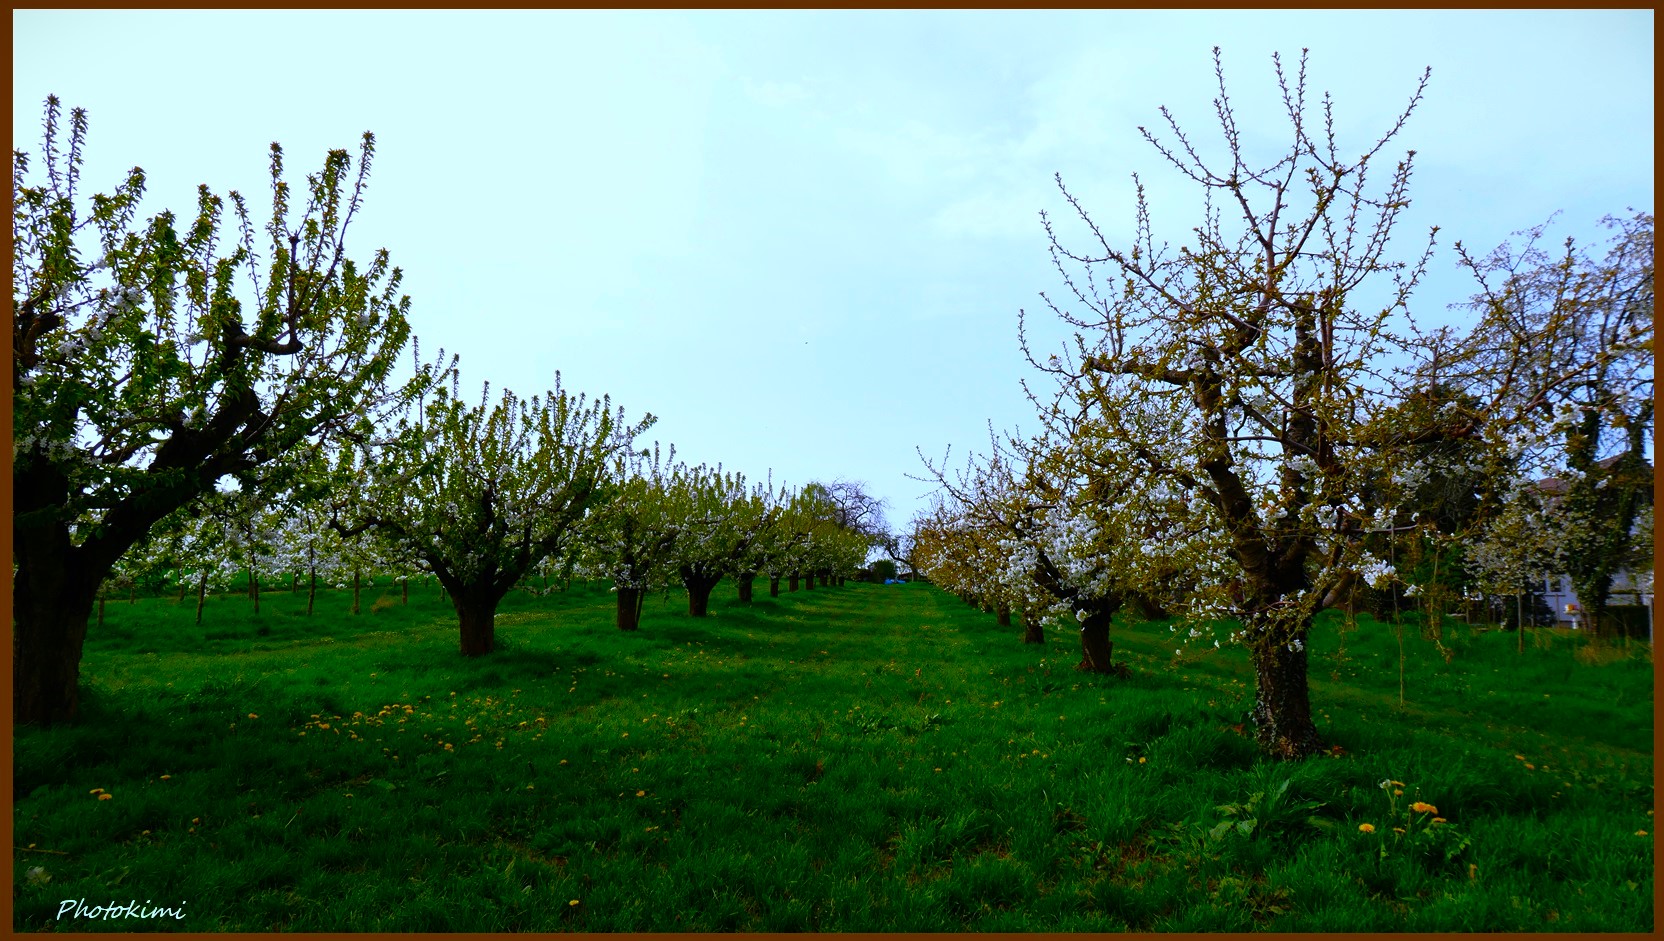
[681,567,722,617]
[616,587,643,631]
[1250,627,1322,760]
[12,540,98,726]
[1076,608,1117,673]
[769,576,781,597]
[737,572,756,602]
[1021,612,1044,645]
[457,602,496,656]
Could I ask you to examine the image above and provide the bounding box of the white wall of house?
[1540,569,1654,637]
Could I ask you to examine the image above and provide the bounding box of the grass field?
[13,578,1655,931]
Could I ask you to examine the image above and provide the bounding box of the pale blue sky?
[13,11,1654,529]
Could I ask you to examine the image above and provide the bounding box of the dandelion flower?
[1432,817,1447,825]
[1138,757,1147,764]
[635,790,645,797]
[98,793,113,801]
[1358,823,1375,833]
[1637,830,1649,837]
[1393,789,1403,797]
[1410,801,1438,815]
[1468,863,1479,880]
[247,713,258,719]
[89,788,104,795]
[1524,763,1535,770]
[1390,780,1405,787]
[159,775,171,781]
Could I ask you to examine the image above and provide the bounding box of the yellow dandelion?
[1637,830,1649,837]
[1390,780,1405,787]
[89,788,104,795]
[1410,801,1438,815]
[247,713,258,719]
[934,768,942,773]
[560,759,568,765]
[160,774,171,780]
[98,793,113,801]
[1393,789,1404,797]
[636,790,646,797]
[1358,823,1375,833]
[1468,863,1479,880]
[1138,757,1147,764]
[1514,754,1525,761]
[569,899,580,907]
[1524,763,1535,770]
[1392,827,1406,834]
[622,732,629,738]
[192,817,200,824]
[1432,817,1447,825]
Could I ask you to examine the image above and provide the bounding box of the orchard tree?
[730,479,793,601]
[347,373,651,654]
[1451,213,1654,636]
[664,464,755,617]
[581,443,684,631]
[12,98,422,724]
[1025,49,1437,757]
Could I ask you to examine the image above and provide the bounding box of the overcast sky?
[13,10,1654,530]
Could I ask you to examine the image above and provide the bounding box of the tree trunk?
[97,585,105,628]
[402,578,409,606]
[195,570,209,626]
[805,573,817,590]
[788,574,799,592]
[456,601,496,656]
[617,587,642,631]
[769,576,781,597]
[176,579,187,604]
[291,572,299,593]
[1076,610,1116,673]
[737,572,756,602]
[1250,631,1322,760]
[996,604,1011,627]
[12,566,96,726]
[837,576,846,586]
[1021,613,1044,645]
[307,568,317,617]
[249,567,260,616]
[352,569,361,615]
[683,572,720,617]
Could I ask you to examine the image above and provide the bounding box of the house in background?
[1533,454,1654,639]
[1539,571,1653,638]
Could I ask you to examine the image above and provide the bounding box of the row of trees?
[908,50,1652,760]
[11,96,876,725]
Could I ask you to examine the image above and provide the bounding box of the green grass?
[14,579,1654,931]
